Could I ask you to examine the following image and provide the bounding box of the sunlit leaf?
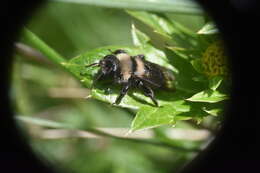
[127,11,200,49]
[197,21,218,34]
[186,89,229,103]
[167,47,202,61]
[131,105,180,131]
[209,76,223,90]
[131,23,150,46]
[127,11,173,39]
[202,107,222,116]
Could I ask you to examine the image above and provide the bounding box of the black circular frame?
[0,0,256,173]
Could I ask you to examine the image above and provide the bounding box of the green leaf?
[167,47,202,61]
[131,24,150,46]
[209,76,223,90]
[22,28,67,66]
[192,75,208,82]
[52,0,203,14]
[127,11,198,48]
[131,105,182,131]
[197,21,218,34]
[165,49,204,93]
[127,11,174,39]
[191,58,204,73]
[177,102,210,123]
[202,107,222,116]
[186,89,229,103]
[130,25,177,72]
[128,10,196,37]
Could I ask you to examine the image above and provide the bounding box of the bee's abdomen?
[115,53,175,90]
[143,62,175,90]
[133,56,146,77]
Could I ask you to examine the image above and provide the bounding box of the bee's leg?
[114,83,131,105]
[139,82,158,107]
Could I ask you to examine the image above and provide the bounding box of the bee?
[85,49,175,106]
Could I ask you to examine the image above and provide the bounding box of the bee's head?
[86,52,121,75]
[99,55,119,74]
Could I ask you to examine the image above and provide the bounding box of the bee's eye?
[105,61,113,67]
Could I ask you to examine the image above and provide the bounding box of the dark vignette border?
[0,0,256,173]
[0,1,55,173]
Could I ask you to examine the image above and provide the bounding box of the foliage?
[13,1,230,173]
[21,10,229,131]
[53,0,203,14]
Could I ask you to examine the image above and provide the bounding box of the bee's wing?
[138,77,161,88]
[138,62,165,88]
[143,61,175,89]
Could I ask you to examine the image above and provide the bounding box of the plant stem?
[82,127,200,152]
[16,116,200,152]
[22,28,67,67]
[14,42,53,65]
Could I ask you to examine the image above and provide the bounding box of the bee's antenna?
[85,63,99,68]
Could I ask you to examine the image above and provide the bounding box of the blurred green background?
[12,1,218,173]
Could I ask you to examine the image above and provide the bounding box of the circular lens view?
[12,1,231,173]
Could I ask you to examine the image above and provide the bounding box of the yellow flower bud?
[202,40,229,77]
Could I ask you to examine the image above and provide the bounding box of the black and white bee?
[85,49,175,106]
